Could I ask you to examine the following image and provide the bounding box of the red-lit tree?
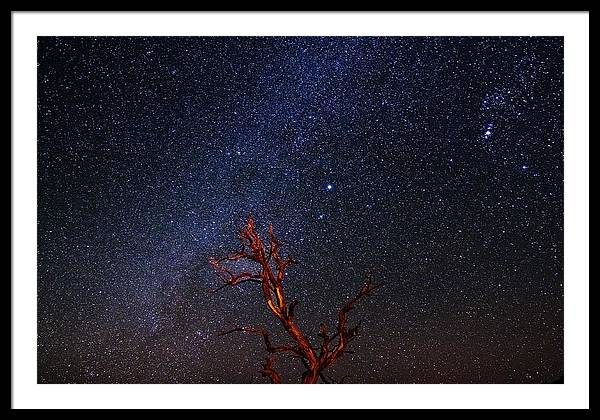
[209,217,383,384]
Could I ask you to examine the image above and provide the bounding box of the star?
[482,123,494,140]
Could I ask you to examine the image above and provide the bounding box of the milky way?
[37,36,563,383]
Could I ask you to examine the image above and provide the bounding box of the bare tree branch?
[218,327,302,356]
[261,357,281,384]
[210,217,384,383]
[325,274,385,367]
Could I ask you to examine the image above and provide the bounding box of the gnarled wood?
[210,216,383,383]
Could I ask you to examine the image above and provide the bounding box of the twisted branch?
[218,327,302,357]
[261,357,281,384]
[210,216,383,383]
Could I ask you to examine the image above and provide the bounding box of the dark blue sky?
[37,36,563,383]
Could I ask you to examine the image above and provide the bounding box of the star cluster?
[37,36,563,383]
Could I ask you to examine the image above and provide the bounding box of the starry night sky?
[37,36,563,384]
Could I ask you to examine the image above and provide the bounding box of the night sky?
[37,36,563,384]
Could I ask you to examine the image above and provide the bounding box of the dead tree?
[209,216,383,384]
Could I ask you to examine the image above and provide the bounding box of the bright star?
[326,184,333,191]
[481,123,494,141]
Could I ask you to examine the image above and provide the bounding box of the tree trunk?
[302,368,320,384]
